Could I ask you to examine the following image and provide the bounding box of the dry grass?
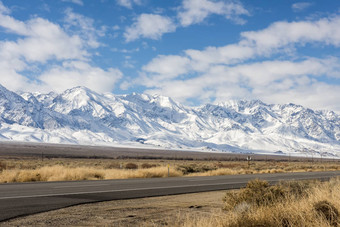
[0,165,182,183]
[0,157,340,183]
[178,177,340,227]
[2,175,340,226]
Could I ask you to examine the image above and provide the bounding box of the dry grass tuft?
[0,166,105,182]
[179,177,340,227]
[1,157,340,183]
[186,168,247,177]
[314,200,339,226]
[0,165,182,183]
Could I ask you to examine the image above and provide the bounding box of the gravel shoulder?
[2,191,226,226]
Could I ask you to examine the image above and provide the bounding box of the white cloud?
[185,44,255,72]
[0,9,85,63]
[263,83,340,112]
[178,0,249,27]
[138,15,340,111]
[0,59,30,91]
[292,2,313,12]
[61,0,84,6]
[0,2,122,94]
[241,16,340,54]
[117,0,141,9]
[124,14,176,42]
[64,8,105,48]
[0,1,10,14]
[141,15,340,80]
[38,61,123,93]
[123,0,249,42]
[142,55,191,80]
[142,58,340,111]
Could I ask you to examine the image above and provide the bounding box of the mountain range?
[0,84,339,157]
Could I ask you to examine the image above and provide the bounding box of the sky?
[0,0,339,112]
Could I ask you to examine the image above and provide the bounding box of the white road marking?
[0,175,334,200]
[188,177,226,182]
[53,184,110,189]
[0,182,236,200]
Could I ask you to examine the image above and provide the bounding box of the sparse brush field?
[179,178,340,227]
[3,178,340,226]
[1,157,340,183]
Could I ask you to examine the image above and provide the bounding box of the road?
[1,171,340,222]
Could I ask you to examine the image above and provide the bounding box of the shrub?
[223,179,303,210]
[104,163,121,169]
[141,163,157,169]
[177,164,216,174]
[0,161,6,171]
[125,163,138,169]
[278,180,313,198]
[314,200,339,226]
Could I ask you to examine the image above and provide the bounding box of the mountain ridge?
[0,84,339,157]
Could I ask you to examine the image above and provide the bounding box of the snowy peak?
[51,86,112,118]
[0,83,339,157]
[0,84,37,127]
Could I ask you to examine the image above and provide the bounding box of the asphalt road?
[1,171,340,222]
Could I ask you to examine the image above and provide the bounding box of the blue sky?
[0,0,339,111]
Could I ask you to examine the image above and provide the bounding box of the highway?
[1,171,340,222]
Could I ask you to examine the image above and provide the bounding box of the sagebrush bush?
[125,163,138,169]
[277,180,313,198]
[141,163,157,169]
[0,161,6,171]
[314,200,339,226]
[177,164,216,174]
[223,179,283,210]
[223,179,314,211]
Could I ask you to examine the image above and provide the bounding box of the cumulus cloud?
[0,10,85,63]
[124,0,250,42]
[141,15,340,79]
[64,8,105,48]
[0,2,8,13]
[124,14,176,42]
[178,0,249,26]
[0,2,122,93]
[117,0,141,9]
[142,58,340,110]
[292,2,313,12]
[138,15,340,111]
[61,0,84,6]
[38,61,123,93]
[142,55,191,80]
[241,16,340,54]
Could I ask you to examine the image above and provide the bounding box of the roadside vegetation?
[3,176,340,226]
[0,158,340,183]
[178,178,340,227]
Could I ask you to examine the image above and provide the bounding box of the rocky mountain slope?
[0,84,339,157]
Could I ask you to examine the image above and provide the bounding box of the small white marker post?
[247,156,251,169]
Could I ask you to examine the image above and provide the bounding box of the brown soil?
[1,191,226,227]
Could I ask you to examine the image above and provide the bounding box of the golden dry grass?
[178,178,340,227]
[0,165,182,183]
[0,157,340,183]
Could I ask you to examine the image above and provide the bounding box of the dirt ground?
[1,191,227,227]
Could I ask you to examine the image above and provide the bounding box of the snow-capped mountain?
[0,84,339,157]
